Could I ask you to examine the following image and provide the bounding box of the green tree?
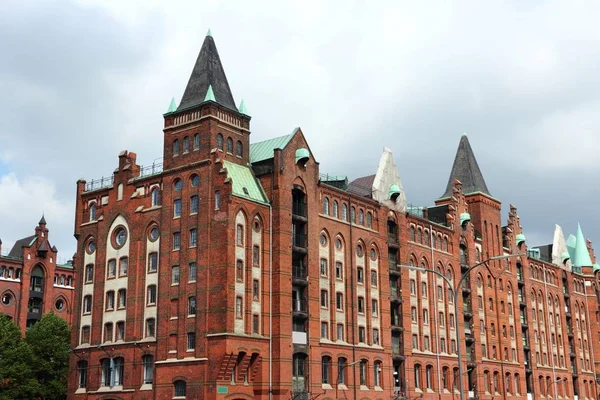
[0,314,38,400]
[24,312,71,400]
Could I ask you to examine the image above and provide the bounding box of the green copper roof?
[167,97,177,113]
[561,251,571,263]
[222,160,269,205]
[388,184,401,199]
[516,233,526,246]
[566,234,576,260]
[238,99,248,115]
[206,28,212,37]
[459,212,471,225]
[572,223,593,268]
[204,84,216,102]
[593,263,600,273]
[250,130,297,163]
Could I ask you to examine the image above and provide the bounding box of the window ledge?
[337,384,348,391]
[75,388,86,394]
[322,384,333,390]
[140,384,153,391]
[360,385,369,391]
[374,386,384,392]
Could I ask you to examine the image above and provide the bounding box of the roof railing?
[84,176,114,192]
[138,160,164,179]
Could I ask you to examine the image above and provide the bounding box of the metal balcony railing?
[84,176,114,192]
[293,300,307,313]
[292,264,307,279]
[292,202,307,217]
[292,233,307,249]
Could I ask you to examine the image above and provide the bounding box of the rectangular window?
[85,264,93,283]
[119,257,128,276]
[321,322,328,339]
[215,190,221,210]
[189,262,197,282]
[371,270,377,286]
[148,252,158,273]
[107,259,116,278]
[358,326,365,343]
[336,262,343,279]
[358,297,364,313]
[172,266,180,285]
[236,224,243,245]
[336,293,343,310]
[337,324,344,341]
[439,312,444,326]
[451,340,457,353]
[147,285,156,305]
[174,199,182,217]
[410,279,416,294]
[116,321,125,341]
[320,259,327,276]
[412,334,418,348]
[321,290,328,308]
[440,338,446,353]
[189,229,197,247]
[236,297,243,318]
[106,291,115,310]
[118,289,126,308]
[253,279,260,301]
[173,232,181,250]
[253,315,259,334]
[371,299,378,316]
[373,328,379,345]
[81,326,90,344]
[188,297,196,315]
[422,282,427,297]
[187,332,195,350]
[424,336,430,351]
[190,195,199,214]
[236,260,244,281]
[357,267,364,283]
[359,361,367,386]
[253,246,260,267]
[104,323,113,342]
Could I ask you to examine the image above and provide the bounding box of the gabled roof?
[441,135,491,198]
[177,33,237,112]
[250,131,296,163]
[572,223,593,268]
[348,174,375,198]
[222,160,269,205]
[8,235,35,258]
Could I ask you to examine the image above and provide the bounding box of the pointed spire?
[177,33,237,112]
[39,214,46,225]
[572,223,593,268]
[238,98,248,115]
[166,97,177,113]
[206,28,212,37]
[204,85,216,102]
[441,135,491,198]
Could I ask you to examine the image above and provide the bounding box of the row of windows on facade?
[0,266,22,280]
[409,226,450,252]
[322,197,374,229]
[76,356,188,397]
[318,290,378,316]
[318,321,381,346]
[317,357,383,388]
[317,257,379,282]
[172,133,243,158]
[53,274,73,287]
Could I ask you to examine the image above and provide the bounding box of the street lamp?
[397,253,524,400]
[335,359,362,399]
[545,377,562,399]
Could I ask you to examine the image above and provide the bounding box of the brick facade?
[67,33,600,400]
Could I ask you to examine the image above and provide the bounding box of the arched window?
[321,356,332,383]
[417,229,422,243]
[226,137,233,153]
[414,364,421,388]
[183,136,190,153]
[89,203,96,222]
[174,380,186,397]
[374,361,382,387]
[367,212,372,228]
[117,183,123,201]
[236,141,243,157]
[426,365,433,389]
[173,139,180,156]
[333,201,338,218]
[151,188,160,206]
[350,207,356,223]
[193,133,200,150]
[216,133,224,151]
[323,197,329,215]
[359,210,364,225]
[30,266,44,293]
[342,204,348,221]
[143,354,154,384]
[410,226,415,241]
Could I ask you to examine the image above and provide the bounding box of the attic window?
[243,187,249,195]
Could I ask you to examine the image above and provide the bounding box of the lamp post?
[397,254,523,400]
[544,377,562,399]
[335,359,362,399]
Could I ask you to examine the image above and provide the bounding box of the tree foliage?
[0,313,70,400]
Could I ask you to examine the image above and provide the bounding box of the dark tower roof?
[441,135,491,198]
[177,32,237,112]
[39,214,46,225]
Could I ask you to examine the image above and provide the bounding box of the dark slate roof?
[177,35,237,112]
[348,174,375,198]
[8,235,35,258]
[441,135,491,198]
[39,214,46,225]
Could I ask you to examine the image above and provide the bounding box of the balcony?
[465,333,475,344]
[391,315,403,332]
[563,287,570,298]
[392,342,405,361]
[292,264,308,286]
[389,261,401,276]
[388,233,399,249]
[292,233,307,253]
[461,263,469,272]
[292,202,307,220]
[520,317,528,329]
[292,331,307,345]
[463,304,473,318]
[292,300,308,319]
[390,286,402,303]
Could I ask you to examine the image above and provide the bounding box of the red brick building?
[0,216,75,331]
[67,32,600,400]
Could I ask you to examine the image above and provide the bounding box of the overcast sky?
[1,0,600,259]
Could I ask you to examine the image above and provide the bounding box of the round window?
[335,239,342,249]
[87,240,96,254]
[191,175,200,187]
[370,248,377,261]
[1,293,11,305]
[149,226,159,242]
[356,245,363,257]
[114,228,127,248]
[253,220,261,232]
[320,234,327,246]
[55,299,65,311]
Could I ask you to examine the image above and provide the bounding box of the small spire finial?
[204,85,216,102]
[39,213,47,225]
[238,98,248,115]
[206,28,212,37]
[167,97,177,113]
